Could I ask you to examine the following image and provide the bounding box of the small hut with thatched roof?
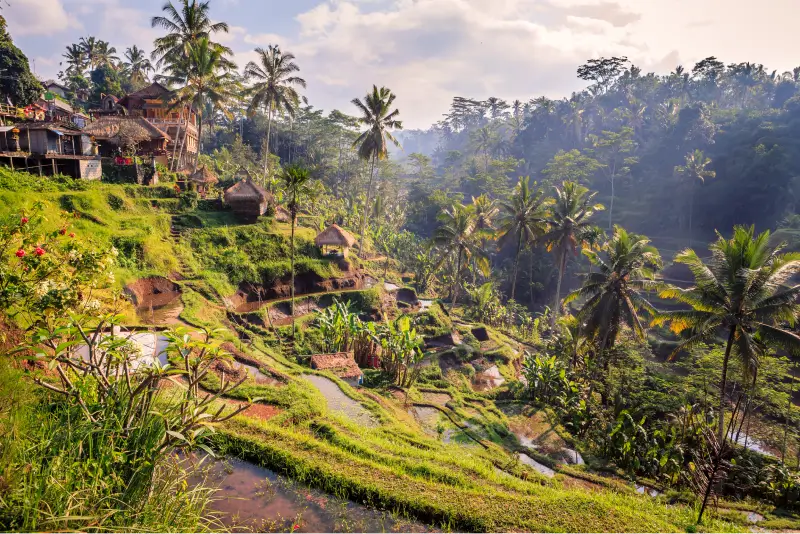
[315,224,356,257]
[274,205,291,223]
[188,166,218,197]
[224,178,273,223]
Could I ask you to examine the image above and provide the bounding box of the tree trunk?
[608,172,615,230]
[194,111,203,172]
[290,209,297,339]
[177,107,192,172]
[263,108,273,186]
[552,247,567,324]
[451,249,463,310]
[718,326,737,442]
[170,108,182,172]
[688,181,694,246]
[511,232,522,300]
[358,153,377,259]
[529,249,535,307]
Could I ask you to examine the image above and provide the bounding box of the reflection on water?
[384,282,400,291]
[230,361,281,386]
[635,485,661,497]
[135,291,184,325]
[303,374,377,427]
[519,454,555,477]
[472,365,505,391]
[188,455,433,533]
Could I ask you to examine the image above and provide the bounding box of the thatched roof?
[310,352,362,379]
[126,82,170,99]
[224,178,271,203]
[15,121,81,133]
[315,224,356,248]
[83,116,170,142]
[189,166,218,184]
[274,205,291,222]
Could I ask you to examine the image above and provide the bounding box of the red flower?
[34,247,45,256]
[15,249,25,258]
[69,232,75,238]
[59,228,67,235]
[293,524,300,531]
[20,217,28,225]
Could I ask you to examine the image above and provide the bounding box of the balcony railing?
[148,117,198,131]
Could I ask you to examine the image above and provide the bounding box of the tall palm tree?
[654,226,800,441]
[541,181,604,323]
[151,0,232,69]
[565,227,661,400]
[160,37,236,170]
[282,164,312,338]
[351,85,402,258]
[123,45,154,86]
[93,41,119,70]
[470,194,498,284]
[433,203,488,310]
[79,37,99,70]
[497,178,549,300]
[675,149,716,245]
[244,45,306,180]
[61,44,87,77]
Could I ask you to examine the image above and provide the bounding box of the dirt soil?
[125,276,184,325]
[422,391,452,405]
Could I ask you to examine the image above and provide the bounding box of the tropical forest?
[2,1,800,532]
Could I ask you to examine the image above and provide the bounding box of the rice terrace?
[2,0,800,532]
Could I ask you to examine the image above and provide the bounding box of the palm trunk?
[451,249,463,310]
[170,108,182,172]
[529,249,535,307]
[177,107,192,172]
[194,111,203,171]
[608,172,615,230]
[718,326,737,442]
[263,108,273,186]
[290,210,296,339]
[358,153,377,259]
[511,233,522,300]
[552,247,567,324]
[688,181,694,246]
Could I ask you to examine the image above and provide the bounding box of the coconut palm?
[541,181,604,323]
[433,203,488,310]
[675,149,716,245]
[351,85,402,258]
[123,45,154,86]
[244,45,306,180]
[282,164,312,337]
[151,0,233,72]
[565,226,662,401]
[93,41,119,70]
[160,37,236,170]
[61,44,87,77]
[79,36,100,70]
[654,226,800,441]
[497,178,549,300]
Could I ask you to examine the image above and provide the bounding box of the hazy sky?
[7,0,800,128]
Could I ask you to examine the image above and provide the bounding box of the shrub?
[107,192,126,210]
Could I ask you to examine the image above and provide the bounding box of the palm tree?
[470,194,498,284]
[244,45,306,181]
[654,226,800,441]
[151,0,232,69]
[61,44,87,77]
[675,149,715,245]
[497,178,549,300]
[93,41,119,70]
[160,37,236,170]
[433,203,488,310]
[541,181,604,323]
[565,226,662,401]
[282,164,312,337]
[123,45,154,86]
[79,36,100,70]
[351,85,402,258]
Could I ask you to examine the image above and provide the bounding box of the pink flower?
[34,247,45,256]
[15,249,25,258]
[20,217,28,225]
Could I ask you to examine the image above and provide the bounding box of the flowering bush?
[0,203,117,326]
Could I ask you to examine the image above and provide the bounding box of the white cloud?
[5,0,81,36]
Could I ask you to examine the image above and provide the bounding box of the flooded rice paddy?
[303,374,378,427]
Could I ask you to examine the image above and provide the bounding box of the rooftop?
[309,353,363,379]
[83,116,171,141]
[224,178,272,203]
[315,224,356,248]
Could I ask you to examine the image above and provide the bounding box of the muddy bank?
[125,276,183,325]
[231,272,376,313]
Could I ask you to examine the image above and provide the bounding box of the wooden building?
[188,166,218,197]
[309,353,363,387]
[315,224,357,257]
[224,178,273,223]
[83,116,170,162]
[0,122,101,179]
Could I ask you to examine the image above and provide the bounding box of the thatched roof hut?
[274,205,291,223]
[224,178,273,223]
[315,224,357,256]
[82,116,170,156]
[189,166,218,185]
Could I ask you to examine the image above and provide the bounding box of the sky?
[7,0,800,129]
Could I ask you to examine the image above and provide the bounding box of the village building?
[315,224,357,257]
[274,205,291,223]
[188,165,218,197]
[309,353,364,387]
[0,122,101,179]
[224,177,273,222]
[83,116,170,162]
[43,80,70,100]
